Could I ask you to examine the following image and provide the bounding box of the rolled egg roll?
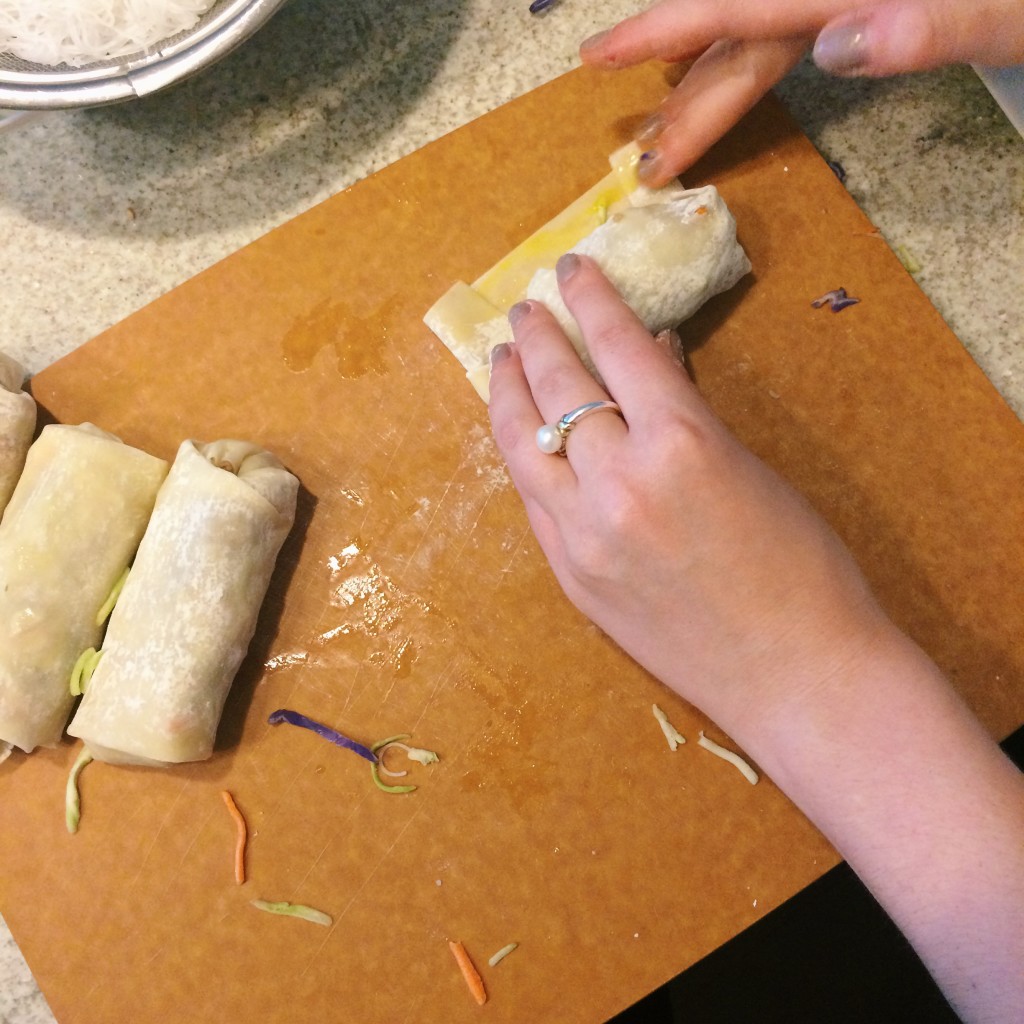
[424,144,751,402]
[0,351,37,516]
[68,439,299,766]
[0,424,169,752]
[525,185,751,380]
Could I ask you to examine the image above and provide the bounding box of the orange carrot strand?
[221,790,247,885]
[448,939,487,1006]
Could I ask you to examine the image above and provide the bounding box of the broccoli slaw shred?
[652,704,686,750]
[268,709,439,794]
[69,647,103,696]
[95,567,130,626]
[449,940,488,1005]
[811,287,860,313]
[65,747,93,833]
[250,899,332,926]
[221,790,248,885]
[697,731,759,785]
[267,708,377,762]
[371,734,439,794]
[488,942,518,967]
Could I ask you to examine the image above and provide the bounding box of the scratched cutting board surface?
[2,63,1023,1024]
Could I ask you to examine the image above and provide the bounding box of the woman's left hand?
[487,254,889,734]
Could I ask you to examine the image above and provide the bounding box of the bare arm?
[487,256,1024,1022]
[579,0,1024,182]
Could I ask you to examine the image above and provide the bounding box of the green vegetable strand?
[65,747,93,834]
[69,647,96,696]
[370,761,417,795]
[95,566,130,626]
[250,899,332,926]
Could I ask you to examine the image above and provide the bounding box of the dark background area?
[611,724,1024,1024]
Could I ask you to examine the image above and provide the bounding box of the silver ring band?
[536,400,624,456]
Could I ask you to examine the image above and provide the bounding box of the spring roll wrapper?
[0,352,37,516]
[0,424,168,752]
[525,186,751,381]
[68,439,299,766]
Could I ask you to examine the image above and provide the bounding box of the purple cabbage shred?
[811,288,860,313]
[268,708,377,762]
[529,0,558,12]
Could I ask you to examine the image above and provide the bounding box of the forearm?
[721,625,1024,1023]
[488,256,1023,1020]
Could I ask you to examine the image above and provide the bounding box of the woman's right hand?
[580,0,1024,184]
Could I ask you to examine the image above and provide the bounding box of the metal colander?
[0,0,287,110]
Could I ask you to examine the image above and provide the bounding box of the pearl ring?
[535,400,624,457]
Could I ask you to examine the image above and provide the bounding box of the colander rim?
[0,0,288,110]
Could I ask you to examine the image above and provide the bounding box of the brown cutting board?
[2,62,1023,1024]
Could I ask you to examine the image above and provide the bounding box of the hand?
[487,254,890,732]
[488,259,1024,1023]
[579,0,1024,182]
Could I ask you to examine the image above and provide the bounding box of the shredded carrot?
[448,939,487,1006]
[221,790,248,885]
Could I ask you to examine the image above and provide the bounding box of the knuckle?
[490,414,533,459]
[528,360,582,406]
[583,317,639,359]
[562,471,644,583]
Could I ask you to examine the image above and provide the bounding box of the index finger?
[553,254,703,429]
[580,0,847,66]
[640,36,808,183]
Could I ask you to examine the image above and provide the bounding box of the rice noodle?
[0,0,217,68]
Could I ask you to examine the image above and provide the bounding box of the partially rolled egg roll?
[424,144,751,401]
[0,424,169,752]
[524,186,751,380]
[68,439,299,766]
[0,351,37,516]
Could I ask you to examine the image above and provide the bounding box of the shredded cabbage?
[250,899,332,927]
[652,704,686,751]
[697,731,759,785]
[65,747,93,833]
[0,0,217,68]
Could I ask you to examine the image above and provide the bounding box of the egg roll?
[68,439,299,766]
[0,351,37,516]
[525,185,751,378]
[424,145,750,401]
[0,424,169,753]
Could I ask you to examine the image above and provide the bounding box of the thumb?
[812,0,1024,76]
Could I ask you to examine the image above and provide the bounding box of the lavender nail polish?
[508,301,532,326]
[813,21,870,74]
[580,29,609,54]
[489,342,512,368]
[555,253,580,282]
[636,114,664,148]
[636,149,662,184]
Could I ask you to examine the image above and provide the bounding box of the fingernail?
[636,113,664,148]
[508,301,532,327]
[813,20,870,74]
[579,29,609,55]
[555,253,581,284]
[636,149,663,185]
[489,342,512,369]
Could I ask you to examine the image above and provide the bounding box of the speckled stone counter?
[1,1,1021,1020]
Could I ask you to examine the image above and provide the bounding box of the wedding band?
[535,400,624,456]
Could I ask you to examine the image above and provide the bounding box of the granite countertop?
[1,1,1021,1020]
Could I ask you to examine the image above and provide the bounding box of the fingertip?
[489,341,513,370]
[579,29,611,63]
[812,15,873,75]
[635,140,697,186]
[813,4,941,76]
